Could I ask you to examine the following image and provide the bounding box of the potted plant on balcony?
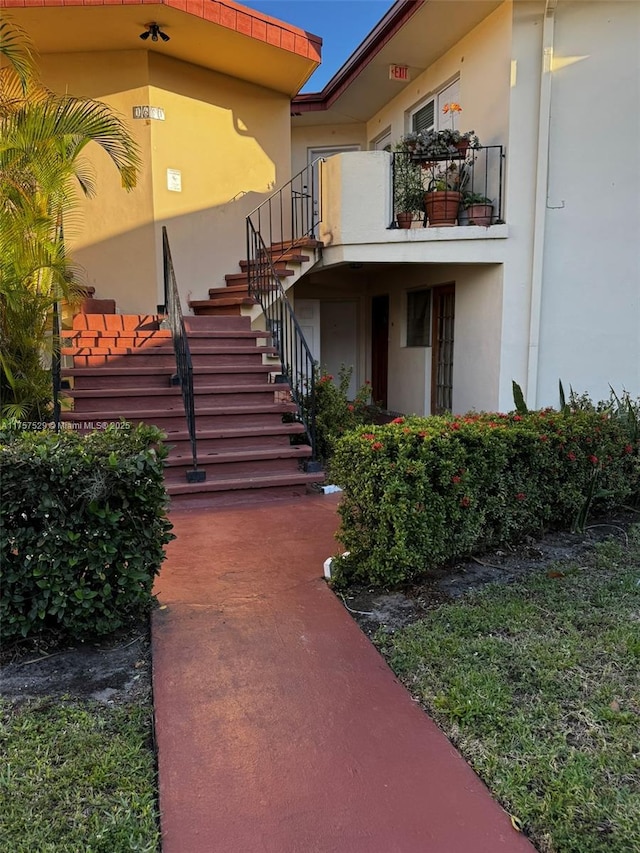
[461,192,494,226]
[410,127,480,161]
[424,162,468,227]
[408,104,480,163]
[393,140,425,228]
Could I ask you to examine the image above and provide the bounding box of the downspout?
[526,0,557,408]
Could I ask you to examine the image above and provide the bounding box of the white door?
[373,131,392,151]
[320,301,358,398]
[295,299,321,366]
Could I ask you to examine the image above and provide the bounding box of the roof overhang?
[292,0,502,125]
[0,0,322,96]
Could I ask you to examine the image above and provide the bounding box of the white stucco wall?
[319,152,393,244]
[452,265,504,413]
[295,0,640,416]
[298,262,504,417]
[366,1,512,151]
[498,0,640,410]
[535,0,640,403]
[381,264,503,416]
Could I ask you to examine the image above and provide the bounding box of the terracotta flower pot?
[396,211,414,229]
[424,190,462,227]
[466,203,494,226]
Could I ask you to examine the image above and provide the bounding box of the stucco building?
[4,0,639,422]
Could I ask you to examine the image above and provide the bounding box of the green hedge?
[0,423,174,642]
[330,410,639,587]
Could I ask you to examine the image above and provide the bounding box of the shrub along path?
[152,493,535,853]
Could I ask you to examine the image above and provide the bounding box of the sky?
[240,0,397,92]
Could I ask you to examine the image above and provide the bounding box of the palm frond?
[0,20,35,96]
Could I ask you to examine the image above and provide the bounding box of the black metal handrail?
[51,220,64,433]
[247,159,323,265]
[392,144,505,227]
[52,297,61,433]
[162,227,205,483]
[244,159,324,466]
[245,220,319,467]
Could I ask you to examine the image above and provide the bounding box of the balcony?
[394,145,505,227]
[318,148,508,267]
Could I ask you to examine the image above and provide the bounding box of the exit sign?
[389,64,410,81]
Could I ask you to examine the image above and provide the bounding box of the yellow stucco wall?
[148,54,292,307]
[36,49,293,314]
[38,51,157,314]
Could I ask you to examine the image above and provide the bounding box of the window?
[412,100,435,133]
[371,129,392,151]
[410,78,460,134]
[407,289,432,347]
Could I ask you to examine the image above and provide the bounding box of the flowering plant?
[442,101,462,130]
[397,102,480,162]
[313,365,373,464]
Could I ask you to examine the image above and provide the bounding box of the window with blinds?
[412,100,435,133]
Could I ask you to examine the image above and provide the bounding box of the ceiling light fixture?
[139,23,170,43]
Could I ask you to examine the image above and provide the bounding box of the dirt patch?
[0,620,152,706]
[338,513,635,639]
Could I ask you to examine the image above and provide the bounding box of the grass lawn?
[381,527,640,853]
[0,698,160,852]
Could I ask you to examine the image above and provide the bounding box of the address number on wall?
[132,106,165,120]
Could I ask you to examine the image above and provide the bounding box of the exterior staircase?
[189,238,322,318]
[61,304,322,505]
[61,154,325,505]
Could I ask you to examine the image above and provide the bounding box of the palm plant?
[0,20,140,418]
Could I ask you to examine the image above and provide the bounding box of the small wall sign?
[167,169,182,192]
[389,64,410,81]
[132,105,165,120]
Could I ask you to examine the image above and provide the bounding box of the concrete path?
[152,493,536,853]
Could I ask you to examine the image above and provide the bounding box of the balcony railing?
[391,145,505,228]
[247,159,322,261]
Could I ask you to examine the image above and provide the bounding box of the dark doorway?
[431,284,455,414]
[371,295,389,409]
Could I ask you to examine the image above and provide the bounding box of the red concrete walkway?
[152,493,536,853]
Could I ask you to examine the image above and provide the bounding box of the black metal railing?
[52,297,61,433]
[244,160,324,466]
[247,159,323,264]
[51,219,65,433]
[162,226,205,483]
[245,219,319,467]
[391,145,505,227]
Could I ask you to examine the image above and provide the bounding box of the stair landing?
[189,237,321,317]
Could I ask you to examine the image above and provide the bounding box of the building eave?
[0,0,322,96]
[291,0,423,114]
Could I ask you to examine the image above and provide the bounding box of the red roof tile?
[0,0,322,62]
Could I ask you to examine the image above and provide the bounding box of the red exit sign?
[389,64,410,81]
